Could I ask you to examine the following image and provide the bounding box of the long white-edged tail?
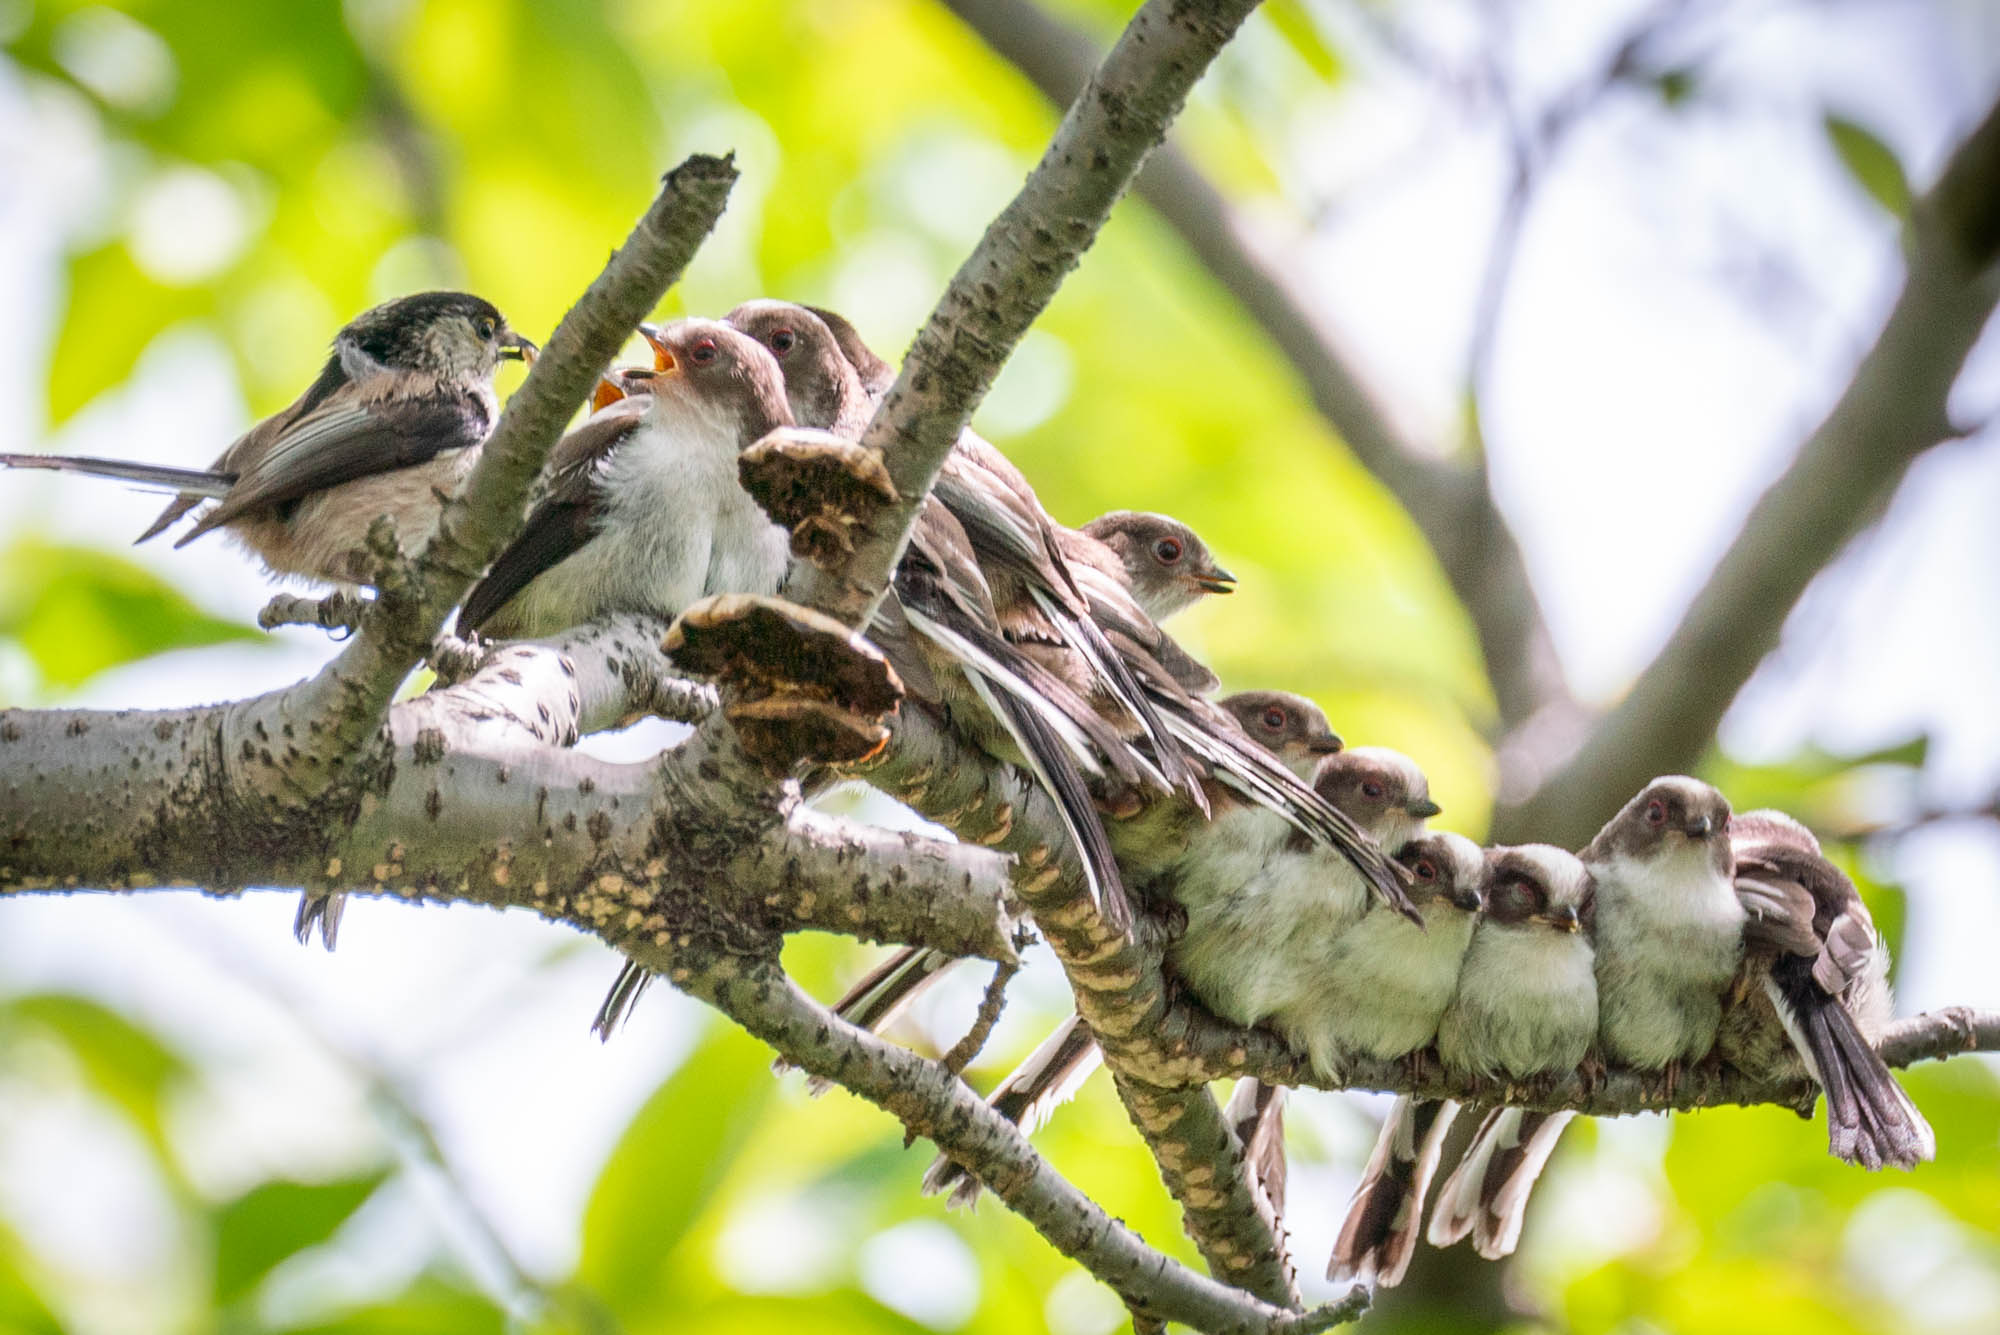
[1427,1106,1573,1259]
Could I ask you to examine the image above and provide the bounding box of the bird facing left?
[2,291,536,586]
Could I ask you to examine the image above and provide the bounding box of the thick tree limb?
[0,643,1014,969]
[936,0,1573,733]
[686,956,1366,1335]
[1498,95,2000,847]
[786,0,1265,624]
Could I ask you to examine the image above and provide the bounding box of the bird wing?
[455,415,641,634]
[180,391,493,541]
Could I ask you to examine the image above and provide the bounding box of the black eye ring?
[477,318,496,340]
[769,329,796,355]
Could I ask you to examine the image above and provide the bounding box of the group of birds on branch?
[3,287,1937,1288]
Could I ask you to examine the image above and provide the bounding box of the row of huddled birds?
[1,290,1936,1288]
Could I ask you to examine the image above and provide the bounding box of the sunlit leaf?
[272,1274,508,1335]
[1824,114,1913,221]
[211,1170,391,1307]
[0,994,191,1162]
[578,1022,775,1322]
[0,537,261,689]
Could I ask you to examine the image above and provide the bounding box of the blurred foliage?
[0,2,1993,1335]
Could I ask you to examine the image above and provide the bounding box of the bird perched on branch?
[1169,747,1438,1030]
[1080,510,1235,623]
[1422,782,1738,1269]
[1416,844,1599,1265]
[2,291,534,585]
[1720,809,1933,1168]
[457,320,791,638]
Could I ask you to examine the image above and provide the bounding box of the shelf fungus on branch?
[665,593,904,773]
[739,426,901,568]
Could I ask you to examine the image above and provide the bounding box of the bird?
[1215,691,1343,779]
[2,291,534,586]
[1276,828,1485,1083]
[1168,747,1438,1030]
[1583,776,1743,1086]
[455,319,792,638]
[1718,809,1933,1168]
[1419,844,1599,1264]
[1079,510,1235,623]
[719,301,1412,917]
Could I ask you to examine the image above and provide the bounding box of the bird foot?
[665,594,906,774]
[258,590,368,637]
[1655,1058,1684,1103]
[738,427,900,568]
[1402,1047,1433,1087]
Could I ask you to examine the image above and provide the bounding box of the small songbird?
[1278,829,1485,1082]
[1170,747,1439,1030]
[456,320,792,638]
[1419,844,1599,1262]
[1080,510,1235,623]
[1719,809,1933,1168]
[1583,776,1743,1083]
[1215,691,1344,780]
[2,291,534,585]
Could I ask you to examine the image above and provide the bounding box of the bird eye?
[1362,781,1385,800]
[477,318,497,340]
[1153,537,1183,565]
[1645,798,1668,827]
[1260,707,1287,732]
[690,338,719,365]
[769,329,796,355]
[1413,859,1438,882]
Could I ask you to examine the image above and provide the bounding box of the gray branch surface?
[1499,94,2000,846]
[787,0,1267,624]
[938,0,1574,734]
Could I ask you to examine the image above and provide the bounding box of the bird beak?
[590,372,628,413]
[1451,885,1486,913]
[499,332,537,362]
[1548,905,1582,933]
[1306,733,1344,755]
[637,322,676,373]
[1684,814,1714,839]
[1192,565,1237,595]
[1410,798,1443,820]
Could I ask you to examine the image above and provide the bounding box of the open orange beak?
[637,322,677,373]
[591,372,628,413]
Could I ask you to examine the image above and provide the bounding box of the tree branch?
[936,0,1573,733]
[0,638,1015,970]
[786,0,1265,625]
[686,956,1366,1335]
[846,704,1298,1302]
[1498,94,2000,848]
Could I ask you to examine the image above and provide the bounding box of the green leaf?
[1,994,191,1161]
[212,1169,391,1307]
[577,1022,774,1323]
[1824,114,1913,221]
[1261,0,1341,82]
[0,537,261,690]
[0,1228,67,1335]
[272,1274,509,1335]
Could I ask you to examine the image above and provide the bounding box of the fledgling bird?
[1278,829,1485,1082]
[1170,747,1439,1030]
[1420,844,1599,1263]
[1584,776,1743,1085]
[1719,809,1933,1168]
[1216,691,1344,780]
[1080,510,1235,623]
[2,291,534,585]
[456,320,792,638]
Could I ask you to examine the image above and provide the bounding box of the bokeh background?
[2,1,1999,1332]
